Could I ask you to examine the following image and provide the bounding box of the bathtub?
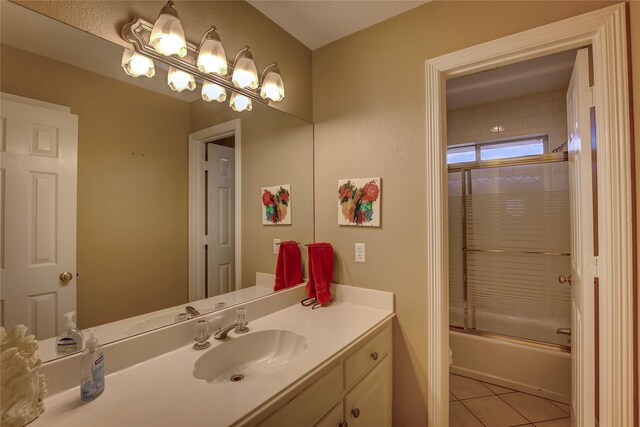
[449,308,571,403]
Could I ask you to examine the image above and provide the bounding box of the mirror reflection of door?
[1,94,78,339]
[206,137,235,297]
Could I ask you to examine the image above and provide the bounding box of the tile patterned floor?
[449,373,572,427]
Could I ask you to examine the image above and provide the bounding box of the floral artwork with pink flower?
[337,177,381,226]
[261,184,291,225]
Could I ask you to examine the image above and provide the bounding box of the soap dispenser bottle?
[56,311,84,355]
[80,329,105,402]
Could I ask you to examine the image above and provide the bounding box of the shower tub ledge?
[449,330,571,403]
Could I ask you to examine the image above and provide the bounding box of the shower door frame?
[448,152,572,353]
[424,4,635,427]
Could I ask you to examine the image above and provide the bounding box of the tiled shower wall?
[447,88,568,150]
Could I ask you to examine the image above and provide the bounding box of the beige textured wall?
[311,1,622,424]
[190,100,314,286]
[12,0,312,122]
[447,88,568,149]
[1,44,191,329]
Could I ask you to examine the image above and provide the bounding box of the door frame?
[424,4,634,426]
[188,119,242,301]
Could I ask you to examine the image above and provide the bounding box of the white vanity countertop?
[32,300,393,427]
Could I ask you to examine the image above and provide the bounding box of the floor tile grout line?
[547,399,571,416]
[496,393,570,425]
[457,398,489,427]
[450,373,496,401]
[534,414,573,423]
[495,392,537,424]
[453,373,573,422]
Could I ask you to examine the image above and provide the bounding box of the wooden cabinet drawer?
[260,363,343,427]
[344,324,391,391]
[315,401,343,427]
[344,357,392,427]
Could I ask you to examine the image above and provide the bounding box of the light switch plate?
[355,243,366,263]
[273,239,281,254]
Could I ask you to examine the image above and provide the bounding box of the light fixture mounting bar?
[121,17,267,105]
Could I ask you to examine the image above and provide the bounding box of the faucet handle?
[193,320,211,350]
[175,312,190,322]
[235,307,249,334]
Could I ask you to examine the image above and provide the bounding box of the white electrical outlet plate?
[355,243,366,263]
[273,239,281,254]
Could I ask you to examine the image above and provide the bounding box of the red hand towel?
[306,243,334,304]
[274,241,303,291]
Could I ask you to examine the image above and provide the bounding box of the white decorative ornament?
[1,325,47,427]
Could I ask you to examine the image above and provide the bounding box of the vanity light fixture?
[150,0,187,57]
[202,81,227,102]
[121,4,285,112]
[167,66,196,92]
[231,46,259,90]
[230,92,252,112]
[259,63,285,102]
[121,49,155,78]
[196,26,227,76]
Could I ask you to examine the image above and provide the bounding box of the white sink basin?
[193,329,307,383]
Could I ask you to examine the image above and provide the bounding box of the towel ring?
[312,300,333,310]
[301,297,317,307]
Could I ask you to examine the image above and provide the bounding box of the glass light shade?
[260,71,285,102]
[150,1,187,57]
[231,51,258,89]
[229,92,252,112]
[121,50,155,78]
[197,28,227,76]
[201,81,226,103]
[167,67,195,92]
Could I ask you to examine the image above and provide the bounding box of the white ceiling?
[446,49,580,110]
[247,0,428,50]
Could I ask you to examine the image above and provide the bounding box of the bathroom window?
[447,145,476,164]
[447,136,548,164]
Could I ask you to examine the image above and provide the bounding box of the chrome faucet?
[214,307,249,339]
[185,306,201,317]
[214,323,238,340]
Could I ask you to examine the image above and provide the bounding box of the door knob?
[558,274,572,285]
[59,271,73,283]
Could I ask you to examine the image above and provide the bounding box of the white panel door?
[0,95,78,339]
[566,48,596,427]
[206,143,235,297]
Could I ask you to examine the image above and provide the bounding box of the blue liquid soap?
[80,329,105,402]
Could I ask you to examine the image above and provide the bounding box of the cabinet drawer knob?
[351,408,360,418]
[339,423,348,427]
[370,351,379,361]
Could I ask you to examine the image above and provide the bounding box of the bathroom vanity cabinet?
[258,323,392,427]
[33,284,394,427]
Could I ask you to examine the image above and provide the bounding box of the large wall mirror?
[0,2,314,362]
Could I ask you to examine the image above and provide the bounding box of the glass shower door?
[449,159,571,346]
